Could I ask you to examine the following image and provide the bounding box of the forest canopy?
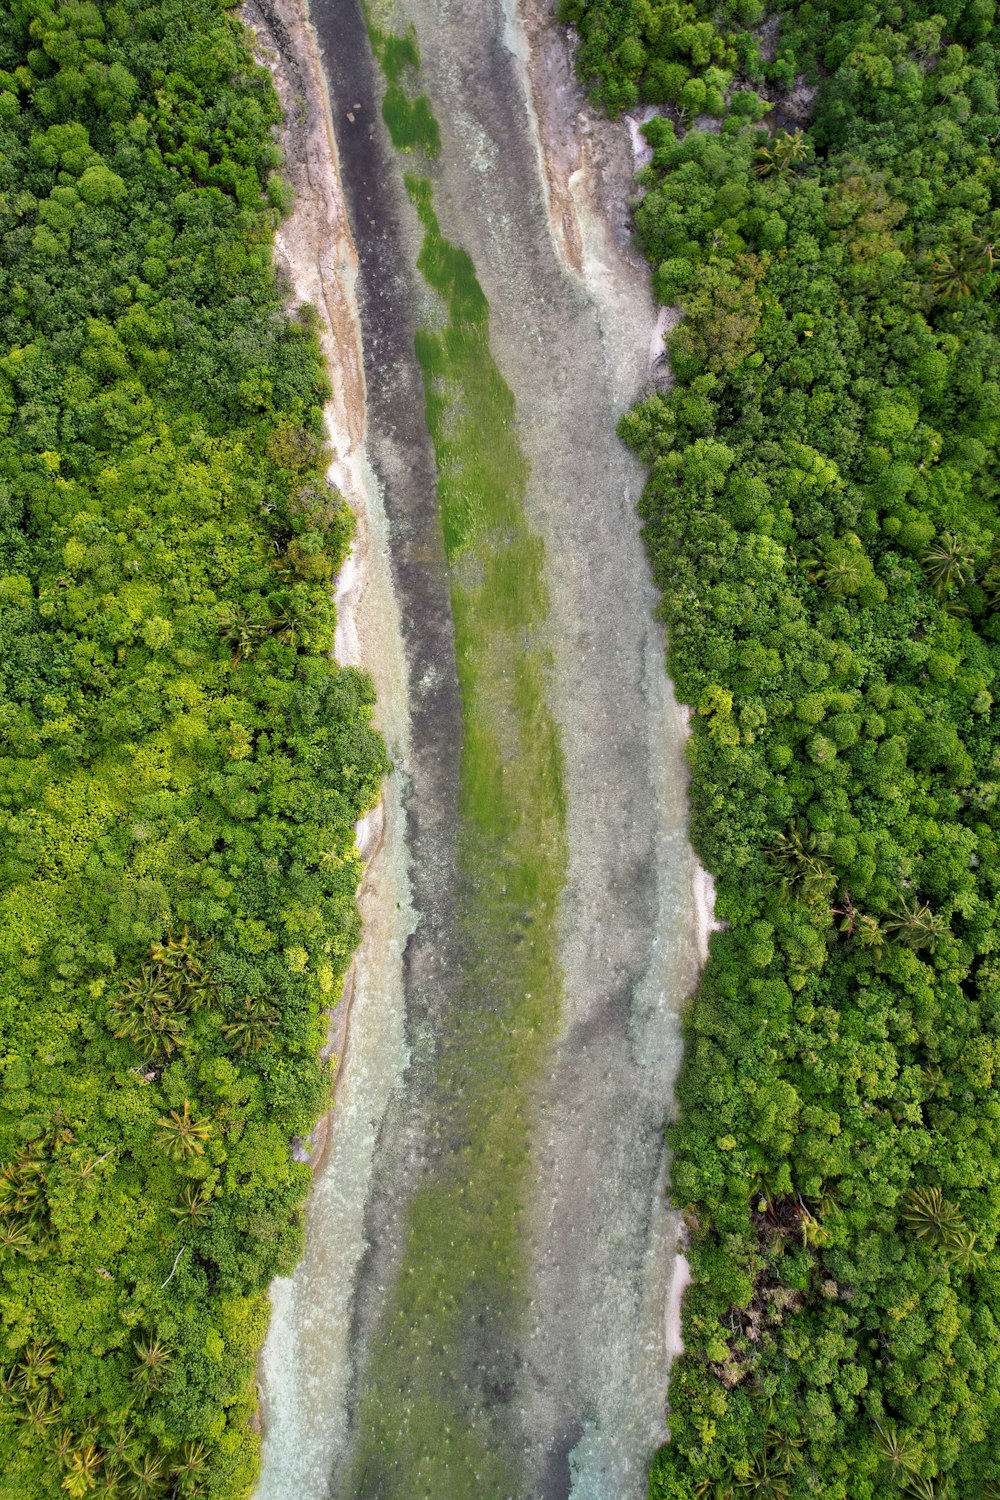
[563,1,1000,1497]
[0,0,386,1494]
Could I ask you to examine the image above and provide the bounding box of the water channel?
[254,0,700,1494]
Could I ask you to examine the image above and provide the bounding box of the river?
[253,0,699,1495]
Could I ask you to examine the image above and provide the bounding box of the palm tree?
[118,965,174,1010]
[109,997,188,1060]
[218,607,265,664]
[749,1166,792,1217]
[24,1393,57,1434]
[764,1424,805,1472]
[148,931,217,1010]
[103,1421,139,1474]
[75,1149,115,1184]
[170,1183,213,1226]
[941,1228,988,1271]
[131,1338,172,1392]
[171,1440,209,1488]
[778,130,809,168]
[53,1427,76,1465]
[930,234,995,300]
[126,1450,167,1497]
[754,130,808,178]
[883,898,947,951]
[155,1103,211,1162]
[0,1220,32,1254]
[983,559,1000,612]
[931,252,973,299]
[1,1148,50,1236]
[800,1209,829,1250]
[903,1475,951,1500]
[0,1363,20,1402]
[61,1443,103,1498]
[736,1450,792,1497]
[832,888,858,937]
[769,822,836,907]
[149,927,200,968]
[769,820,814,874]
[109,960,195,1060]
[902,1185,965,1244]
[921,533,973,593]
[264,607,301,646]
[111,936,221,1061]
[963,233,995,272]
[222,995,279,1056]
[854,912,885,948]
[818,551,869,597]
[873,1420,922,1475]
[922,1060,949,1092]
[18,1341,57,1388]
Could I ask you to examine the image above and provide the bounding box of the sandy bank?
[678,705,725,966]
[245,3,414,1491]
[507,0,655,319]
[507,6,721,1392]
[244,0,397,1158]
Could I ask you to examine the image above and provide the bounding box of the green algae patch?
[371,28,419,82]
[381,85,441,156]
[366,17,440,156]
[348,28,567,1500]
[407,175,487,326]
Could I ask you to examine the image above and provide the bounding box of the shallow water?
[256,1,698,1496]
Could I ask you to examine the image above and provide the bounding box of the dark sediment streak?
[306,0,488,1479]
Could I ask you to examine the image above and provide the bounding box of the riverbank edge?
[243,0,387,1175]
[506,0,711,1386]
[243,0,420,1473]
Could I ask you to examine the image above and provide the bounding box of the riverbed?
[254,1,700,1495]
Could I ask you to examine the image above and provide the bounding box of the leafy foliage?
[0,0,387,1493]
[569,0,1000,1495]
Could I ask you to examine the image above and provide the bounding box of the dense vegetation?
[564,1,1000,1496]
[0,0,386,1494]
